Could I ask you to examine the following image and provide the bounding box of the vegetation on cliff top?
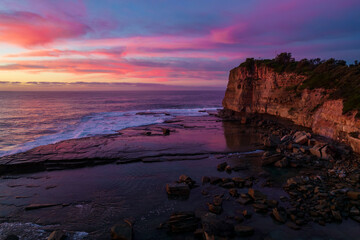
[239,53,360,116]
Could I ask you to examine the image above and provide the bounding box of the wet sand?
[0,114,359,239]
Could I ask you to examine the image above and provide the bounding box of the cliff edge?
[222,53,360,152]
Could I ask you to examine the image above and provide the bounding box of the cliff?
[222,54,360,153]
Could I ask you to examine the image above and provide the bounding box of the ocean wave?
[0,107,218,157]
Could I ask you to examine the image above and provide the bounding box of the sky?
[0,0,359,91]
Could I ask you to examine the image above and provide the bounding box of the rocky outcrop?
[222,63,360,152]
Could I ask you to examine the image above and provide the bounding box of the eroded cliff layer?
[222,57,360,152]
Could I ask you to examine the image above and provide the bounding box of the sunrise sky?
[0,0,359,91]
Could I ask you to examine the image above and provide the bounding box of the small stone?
[208,203,222,214]
[229,188,239,198]
[217,162,228,171]
[221,182,235,189]
[234,225,254,237]
[162,128,170,135]
[237,196,252,205]
[213,196,223,206]
[232,177,245,187]
[272,208,287,223]
[243,210,252,218]
[252,203,268,213]
[225,165,232,173]
[168,212,200,233]
[248,189,267,201]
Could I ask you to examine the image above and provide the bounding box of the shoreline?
[0,113,359,239]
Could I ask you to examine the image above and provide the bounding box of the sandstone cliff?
[222,58,360,153]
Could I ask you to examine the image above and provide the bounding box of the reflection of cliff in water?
[222,121,262,151]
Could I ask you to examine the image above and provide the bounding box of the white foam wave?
[0,108,217,157]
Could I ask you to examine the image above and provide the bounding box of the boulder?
[261,153,283,166]
[271,208,287,223]
[111,221,132,240]
[248,189,267,201]
[293,131,310,145]
[178,175,196,187]
[166,183,190,197]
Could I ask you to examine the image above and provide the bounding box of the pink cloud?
[0,11,90,47]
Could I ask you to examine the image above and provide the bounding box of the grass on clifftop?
[239,53,360,116]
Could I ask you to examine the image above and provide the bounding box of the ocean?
[0,91,224,157]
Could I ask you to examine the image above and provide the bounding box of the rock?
[248,188,267,201]
[274,157,289,168]
[234,225,254,237]
[225,165,232,173]
[178,175,196,187]
[25,203,60,210]
[252,203,268,213]
[285,177,303,187]
[201,176,210,184]
[242,210,252,218]
[213,196,223,206]
[293,131,309,145]
[271,208,287,223]
[166,183,190,197]
[232,177,245,187]
[347,191,360,200]
[261,153,283,166]
[162,128,170,135]
[266,199,278,208]
[264,134,281,148]
[5,235,19,240]
[47,231,66,240]
[221,182,235,189]
[217,162,228,171]
[229,188,239,197]
[208,203,222,214]
[111,221,132,240]
[237,196,252,205]
[167,212,200,233]
[281,135,292,143]
[309,144,323,158]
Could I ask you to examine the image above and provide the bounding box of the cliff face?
[222,64,360,152]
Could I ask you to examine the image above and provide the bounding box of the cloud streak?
[0,0,359,89]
